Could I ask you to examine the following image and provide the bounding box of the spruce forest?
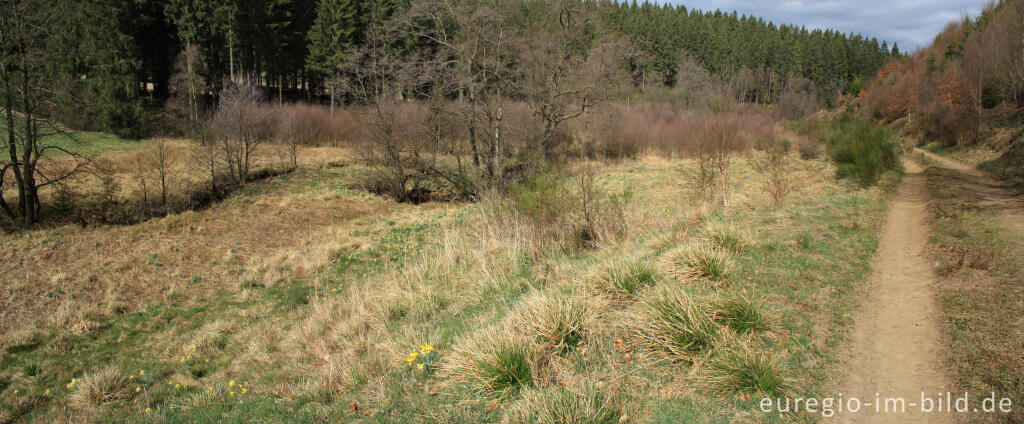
[6,0,895,140]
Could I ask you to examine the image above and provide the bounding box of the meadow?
[0,123,898,422]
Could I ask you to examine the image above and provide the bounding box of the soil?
[833,159,952,423]
[917,148,1024,236]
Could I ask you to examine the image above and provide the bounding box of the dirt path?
[833,159,952,423]
[916,148,1024,237]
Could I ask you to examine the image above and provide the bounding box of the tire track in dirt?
[916,148,1024,237]
[833,159,952,423]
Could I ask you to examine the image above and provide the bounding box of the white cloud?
[658,0,989,50]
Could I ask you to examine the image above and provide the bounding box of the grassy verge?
[924,166,1024,423]
[1,112,148,157]
[0,156,894,423]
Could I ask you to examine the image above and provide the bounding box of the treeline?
[601,1,898,100]
[863,0,1024,146]
[1,0,898,139]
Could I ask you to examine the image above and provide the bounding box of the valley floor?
[2,150,897,423]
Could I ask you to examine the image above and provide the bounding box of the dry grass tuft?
[512,290,602,355]
[442,327,534,401]
[67,365,131,410]
[712,292,773,335]
[660,243,733,282]
[628,286,721,361]
[703,219,752,254]
[592,258,662,298]
[503,383,624,424]
[708,342,792,397]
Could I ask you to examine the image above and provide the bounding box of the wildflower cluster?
[198,380,249,402]
[404,344,437,373]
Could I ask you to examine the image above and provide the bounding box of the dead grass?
[66,365,131,411]
[0,140,894,422]
[925,165,1024,423]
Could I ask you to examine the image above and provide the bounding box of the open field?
[0,140,896,422]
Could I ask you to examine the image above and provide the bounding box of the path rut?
[833,159,952,423]
[916,148,1024,237]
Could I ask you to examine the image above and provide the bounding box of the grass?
[506,385,624,424]
[709,343,791,397]
[1,112,148,157]
[633,286,721,361]
[444,329,534,401]
[703,219,751,254]
[66,365,130,411]
[924,165,1024,423]
[662,243,733,282]
[0,147,894,422]
[979,140,1024,191]
[713,292,772,334]
[513,291,599,355]
[595,259,662,297]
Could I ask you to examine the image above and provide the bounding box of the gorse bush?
[509,172,574,230]
[826,117,898,186]
[503,169,632,253]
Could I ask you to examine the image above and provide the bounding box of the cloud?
[658,0,989,51]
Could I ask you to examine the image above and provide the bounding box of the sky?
[660,0,991,51]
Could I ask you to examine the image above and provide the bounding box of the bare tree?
[0,0,90,226]
[211,78,274,186]
[143,139,175,207]
[337,26,427,200]
[169,44,207,135]
[404,0,518,186]
[516,1,623,159]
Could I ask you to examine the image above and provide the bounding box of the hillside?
[861,0,1024,186]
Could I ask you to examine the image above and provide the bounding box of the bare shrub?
[775,75,820,120]
[211,78,276,186]
[140,139,176,208]
[754,138,799,207]
[274,104,329,169]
